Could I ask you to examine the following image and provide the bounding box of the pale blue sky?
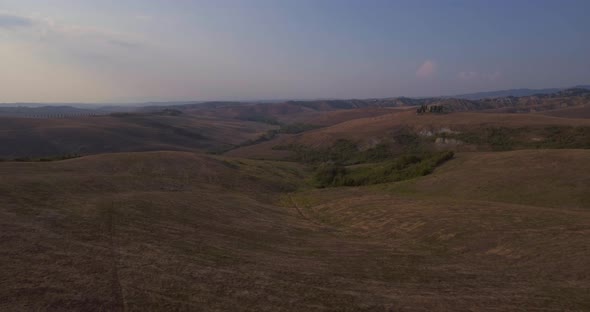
[1,0,589,102]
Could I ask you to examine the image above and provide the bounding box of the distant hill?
[0,106,101,118]
[0,104,144,117]
[440,88,590,113]
[0,112,275,158]
[2,86,589,158]
[453,85,590,100]
[454,88,560,100]
[3,84,590,117]
[227,109,590,160]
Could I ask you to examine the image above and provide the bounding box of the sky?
[1,0,589,103]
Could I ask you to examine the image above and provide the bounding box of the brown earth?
[0,114,274,158]
[540,105,590,119]
[227,110,590,159]
[1,150,589,311]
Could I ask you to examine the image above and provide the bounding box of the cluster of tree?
[276,130,429,165]
[312,151,455,188]
[241,114,281,125]
[278,123,319,134]
[0,154,82,162]
[416,105,444,114]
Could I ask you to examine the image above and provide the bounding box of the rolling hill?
[452,85,590,100]
[227,110,590,160]
[2,86,590,311]
[0,113,275,158]
[1,149,588,311]
[2,88,589,160]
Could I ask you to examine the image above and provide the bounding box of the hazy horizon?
[1,82,590,106]
[2,0,590,103]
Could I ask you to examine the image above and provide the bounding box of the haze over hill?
[451,84,590,100]
[2,84,589,110]
[1,88,588,159]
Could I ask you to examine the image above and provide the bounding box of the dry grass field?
[1,149,589,311]
[2,93,590,311]
[541,105,590,119]
[3,2,590,310]
[276,107,409,126]
[0,114,274,158]
[227,110,590,160]
[281,111,590,147]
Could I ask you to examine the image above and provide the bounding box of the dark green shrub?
[279,123,320,134]
[7,154,82,162]
[313,151,454,188]
[312,162,347,188]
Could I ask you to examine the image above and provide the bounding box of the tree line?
[416,105,444,114]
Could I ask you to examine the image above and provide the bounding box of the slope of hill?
[1,150,588,311]
[2,89,589,310]
[436,89,590,113]
[380,149,590,209]
[166,98,427,124]
[453,85,590,100]
[3,88,589,159]
[0,113,275,158]
[454,88,561,100]
[289,149,590,310]
[0,105,102,118]
[540,105,590,119]
[166,88,590,118]
[227,110,590,160]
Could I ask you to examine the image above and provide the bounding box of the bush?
[313,151,454,187]
[7,154,82,162]
[312,162,347,188]
[279,123,320,134]
[240,115,281,125]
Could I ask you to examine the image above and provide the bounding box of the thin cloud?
[0,11,144,49]
[416,60,436,79]
[458,71,479,80]
[0,12,34,28]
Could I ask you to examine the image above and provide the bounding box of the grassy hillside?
[0,114,275,158]
[171,89,590,121]
[380,149,590,209]
[444,88,590,112]
[290,149,590,311]
[228,111,590,160]
[541,105,590,119]
[1,150,589,311]
[0,152,311,311]
[285,111,590,146]
[6,90,589,159]
[3,92,590,311]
